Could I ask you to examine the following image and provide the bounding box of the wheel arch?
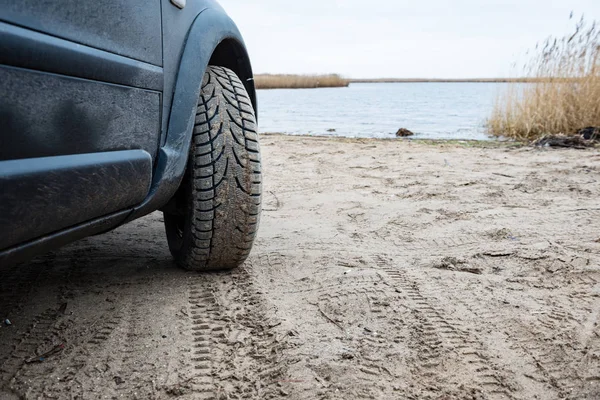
[123,7,256,223]
[209,38,257,117]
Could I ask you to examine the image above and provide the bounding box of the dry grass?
[487,16,600,141]
[254,74,349,89]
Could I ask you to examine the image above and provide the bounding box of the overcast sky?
[218,0,600,79]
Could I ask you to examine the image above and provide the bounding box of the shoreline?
[260,132,599,149]
[260,132,520,148]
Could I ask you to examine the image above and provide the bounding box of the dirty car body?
[0,0,256,266]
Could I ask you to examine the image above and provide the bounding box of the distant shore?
[254,74,349,89]
[254,74,537,89]
[350,78,538,83]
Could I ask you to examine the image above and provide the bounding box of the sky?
[218,0,600,79]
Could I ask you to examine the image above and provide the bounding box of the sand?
[1,134,599,399]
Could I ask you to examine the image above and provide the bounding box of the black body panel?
[0,66,161,161]
[159,1,257,141]
[0,0,162,65]
[0,22,163,91]
[126,5,256,223]
[0,150,152,250]
[159,0,210,139]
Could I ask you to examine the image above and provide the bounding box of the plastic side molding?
[0,150,152,250]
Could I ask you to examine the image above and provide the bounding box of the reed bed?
[487,17,600,141]
[254,74,349,89]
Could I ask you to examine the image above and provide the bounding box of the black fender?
[124,7,256,223]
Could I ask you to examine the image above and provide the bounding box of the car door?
[0,0,163,250]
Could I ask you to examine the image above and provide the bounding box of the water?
[257,82,510,140]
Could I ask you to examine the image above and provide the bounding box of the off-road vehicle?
[0,0,261,270]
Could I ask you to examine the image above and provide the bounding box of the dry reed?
[487,16,600,140]
[254,74,349,89]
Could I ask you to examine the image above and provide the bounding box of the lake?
[256,82,511,141]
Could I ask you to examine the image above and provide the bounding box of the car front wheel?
[163,66,261,271]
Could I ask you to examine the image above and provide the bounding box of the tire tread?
[164,66,261,271]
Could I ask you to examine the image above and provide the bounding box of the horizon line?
[253,74,535,83]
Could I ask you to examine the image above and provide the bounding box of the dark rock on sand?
[577,126,600,141]
[396,128,414,137]
[533,134,596,149]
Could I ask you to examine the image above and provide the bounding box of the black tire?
[163,66,261,271]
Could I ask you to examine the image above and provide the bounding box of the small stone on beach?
[396,128,414,137]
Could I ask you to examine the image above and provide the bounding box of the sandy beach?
[1,134,599,399]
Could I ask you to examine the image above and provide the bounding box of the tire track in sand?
[186,266,288,399]
[0,308,61,390]
[315,273,398,383]
[0,256,60,393]
[408,255,600,399]
[374,255,517,399]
